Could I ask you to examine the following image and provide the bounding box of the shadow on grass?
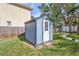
[18,33,27,42]
[18,33,35,47]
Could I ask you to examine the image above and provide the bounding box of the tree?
[62,3,79,34]
[39,3,79,33]
[62,3,77,33]
[39,3,64,32]
[68,4,79,34]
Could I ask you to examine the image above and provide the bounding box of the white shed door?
[43,20,49,42]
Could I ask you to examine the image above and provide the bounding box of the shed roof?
[25,20,35,24]
[8,3,32,11]
[25,15,46,24]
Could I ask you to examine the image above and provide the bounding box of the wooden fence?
[62,26,78,32]
[0,26,25,37]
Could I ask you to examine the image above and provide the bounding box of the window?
[7,21,11,26]
[45,21,48,31]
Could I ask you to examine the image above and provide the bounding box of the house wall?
[0,4,31,27]
[25,21,36,45]
[0,4,31,37]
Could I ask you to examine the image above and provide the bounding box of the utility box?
[25,16,53,47]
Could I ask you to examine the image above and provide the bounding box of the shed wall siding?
[0,4,31,27]
[25,21,36,44]
[36,19,43,45]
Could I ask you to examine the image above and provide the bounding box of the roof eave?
[8,3,32,11]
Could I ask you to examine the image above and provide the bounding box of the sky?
[22,3,41,18]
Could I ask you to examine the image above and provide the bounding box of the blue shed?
[25,16,53,47]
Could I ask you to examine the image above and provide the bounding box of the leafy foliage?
[39,3,64,28]
[39,3,79,33]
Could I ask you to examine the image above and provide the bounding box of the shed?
[25,16,53,47]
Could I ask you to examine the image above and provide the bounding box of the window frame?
[7,21,11,26]
[45,21,48,31]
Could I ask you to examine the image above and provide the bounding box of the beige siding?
[0,4,31,27]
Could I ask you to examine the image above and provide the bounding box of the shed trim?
[35,20,37,47]
[25,20,36,24]
[42,18,43,45]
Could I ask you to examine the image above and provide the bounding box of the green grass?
[67,34,79,39]
[0,34,79,56]
[0,37,34,56]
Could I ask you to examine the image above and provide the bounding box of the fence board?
[0,26,25,37]
[62,26,78,32]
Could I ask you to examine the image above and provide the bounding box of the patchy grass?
[0,37,34,56]
[0,33,79,56]
[67,34,79,39]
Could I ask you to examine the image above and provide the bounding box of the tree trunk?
[68,17,72,33]
[77,23,79,34]
[69,22,72,33]
[59,26,62,33]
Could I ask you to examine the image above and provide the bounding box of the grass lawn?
[67,34,79,39]
[0,33,79,56]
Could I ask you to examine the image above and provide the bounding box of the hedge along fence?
[0,26,25,37]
